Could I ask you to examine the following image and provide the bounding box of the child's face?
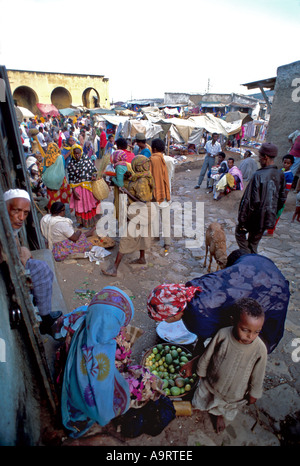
[283,159,292,171]
[234,312,264,345]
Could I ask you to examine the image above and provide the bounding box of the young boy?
[192,298,267,433]
[265,154,294,235]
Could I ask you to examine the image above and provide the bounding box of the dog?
[204,222,227,273]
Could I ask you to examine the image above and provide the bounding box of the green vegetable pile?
[144,343,197,397]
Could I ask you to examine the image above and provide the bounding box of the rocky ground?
[42,148,300,447]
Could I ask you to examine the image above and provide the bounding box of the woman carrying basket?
[67,144,99,228]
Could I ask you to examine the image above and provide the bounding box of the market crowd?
[4,110,300,440]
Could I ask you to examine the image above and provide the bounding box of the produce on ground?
[143,343,197,397]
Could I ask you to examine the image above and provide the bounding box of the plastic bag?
[42,155,65,190]
[84,246,111,263]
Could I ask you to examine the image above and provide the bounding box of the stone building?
[266,60,300,158]
[243,60,300,162]
[7,69,110,114]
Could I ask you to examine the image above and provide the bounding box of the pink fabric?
[124,149,135,163]
[290,135,300,158]
[229,166,244,190]
[69,186,98,214]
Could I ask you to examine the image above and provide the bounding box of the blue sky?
[0,0,299,102]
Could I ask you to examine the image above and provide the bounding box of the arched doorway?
[82,87,100,108]
[51,87,72,109]
[13,86,39,114]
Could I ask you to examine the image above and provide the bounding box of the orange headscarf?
[43,142,61,167]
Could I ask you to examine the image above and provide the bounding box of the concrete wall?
[267,60,300,162]
[7,70,110,113]
[0,269,42,445]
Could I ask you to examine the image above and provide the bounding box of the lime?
[170,386,181,396]
[152,347,158,354]
[171,350,178,359]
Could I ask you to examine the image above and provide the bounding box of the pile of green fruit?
[143,343,197,397]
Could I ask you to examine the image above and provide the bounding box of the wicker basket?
[88,235,115,249]
[92,177,110,201]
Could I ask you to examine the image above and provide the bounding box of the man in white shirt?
[195,133,221,189]
[37,127,47,149]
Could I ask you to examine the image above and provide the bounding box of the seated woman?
[54,286,169,439]
[214,157,244,200]
[40,201,95,261]
[207,152,228,194]
[147,250,290,359]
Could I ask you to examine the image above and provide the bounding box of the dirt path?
[46,149,299,447]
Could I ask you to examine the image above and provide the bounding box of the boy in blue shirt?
[265,154,294,236]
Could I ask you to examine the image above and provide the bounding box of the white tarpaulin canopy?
[190,114,242,136]
[95,112,244,143]
[120,119,163,140]
[16,106,35,119]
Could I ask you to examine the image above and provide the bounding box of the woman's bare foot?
[130,258,146,265]
[211,414,226,433]
[102,265,118,277]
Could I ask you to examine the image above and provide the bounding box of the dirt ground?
[41,147,296,447]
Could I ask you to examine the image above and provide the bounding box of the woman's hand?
[86,226,96,237]
[179,356,199,378]
[73,189,80,201]
[19,246,32,267]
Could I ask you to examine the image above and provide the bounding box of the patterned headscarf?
[131,155,152,178]
[111,150,128,167]
[61,286,134,438]
[44,142,61,167]
[147,283,202,322]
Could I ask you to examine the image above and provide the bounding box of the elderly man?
[235,143,286,254]
[3,189,62,336]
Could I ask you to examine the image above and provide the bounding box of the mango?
[175,377,185,388]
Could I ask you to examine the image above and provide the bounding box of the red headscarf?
[147,284,202,322]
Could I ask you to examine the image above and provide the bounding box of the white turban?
[26,156,37,169]
[4,189,31,202]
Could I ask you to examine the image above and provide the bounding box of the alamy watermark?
[291,77,300,103]
[96,197,205,249]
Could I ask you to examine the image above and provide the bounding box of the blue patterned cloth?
[184,254,290,353]
[61,286,134,438]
